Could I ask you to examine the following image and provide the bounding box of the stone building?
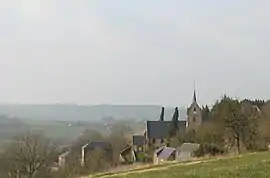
[186,90,202,131]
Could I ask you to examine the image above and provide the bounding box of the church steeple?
[187,81,202,131]
[193,80,197,103]
[193,90,197,103]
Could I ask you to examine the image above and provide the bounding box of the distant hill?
[0,104,187,121]
[0,115,27,140]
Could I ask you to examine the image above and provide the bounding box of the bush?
[194,143,225,157]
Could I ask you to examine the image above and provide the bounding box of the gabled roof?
[120,146,131,156]
[59,151,70,158]
[187,101,201,114]
[187,89,201,114]
[82,141,112,151]
[177,143,200,152]
[146,121,186,139]
[156,147,176,160]
[133,135,145,146]
[154,146,165,155]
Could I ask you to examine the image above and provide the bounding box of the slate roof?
[177,143,200,152]
[146,121,186,139]
[156,147,176,160]
[82,141,112,151]
[133,135,146,146]
[154,146,165,155]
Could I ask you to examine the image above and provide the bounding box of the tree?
[240,102,260,151]
[168,107,179,138]
[106,134,128,166]
[201,105,211,122]
[160,107,165,121]
[4,132,57,178]
[211,95,259,153]
[241,99,265,109]
[84,149,111,173]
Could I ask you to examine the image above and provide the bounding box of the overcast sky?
[0,0,269,107]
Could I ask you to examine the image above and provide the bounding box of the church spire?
[193,89,197,103]
[193,80,197,103]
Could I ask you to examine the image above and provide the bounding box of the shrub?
[194,143,225,157]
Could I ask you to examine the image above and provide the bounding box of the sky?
[0,0,269,107]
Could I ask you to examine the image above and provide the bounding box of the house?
[176,143,200,162]
[81,141,113,166]
[132,135,146,152]
[153,146,176,165]
[58,151,70,168]
[119,145,139,163]
[146,120,186,148]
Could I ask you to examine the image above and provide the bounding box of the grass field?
[92,152,270,178]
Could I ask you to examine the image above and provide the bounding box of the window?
[193,116,196,122]
[161,139,164,144]
[152,138,156,144]
[193,107,197,114]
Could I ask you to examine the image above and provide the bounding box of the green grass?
[95,152,270,178]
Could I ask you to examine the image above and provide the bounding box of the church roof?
[146,121,186,139]
[187,89,201,114]
[193,90,197,103]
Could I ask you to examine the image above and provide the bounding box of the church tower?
[186,88,202,131]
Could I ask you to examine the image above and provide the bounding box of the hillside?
[0,115,27,141]
[0,104,187,121]
[91,152,270,178]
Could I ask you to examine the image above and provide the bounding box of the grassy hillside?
[93,152,270,178]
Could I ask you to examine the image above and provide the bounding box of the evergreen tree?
[202,105,210,122]
[169,107,179,138]
[160,107,165,121]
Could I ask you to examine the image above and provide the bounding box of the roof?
[82,141,112,151]
[146,121,186,139]
[156,147,176,160]
[59,151,70,158]
[120,146,131,156]
[154,146,165,155]
[133,135,145,146]
[177,143,200,152]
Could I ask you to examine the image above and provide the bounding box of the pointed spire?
[193,80,197,103]
[193,90,197,103]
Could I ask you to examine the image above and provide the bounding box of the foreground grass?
[93,152,270,178]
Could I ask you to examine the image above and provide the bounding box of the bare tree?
[4,132,57,178]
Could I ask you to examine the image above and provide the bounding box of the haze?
[0,0,269,107]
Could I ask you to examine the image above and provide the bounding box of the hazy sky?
[0,0,269,107]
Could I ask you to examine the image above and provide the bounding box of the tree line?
[0,128,130,178]
[167,95,270,156]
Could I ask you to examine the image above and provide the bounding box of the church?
[132,89,203,152]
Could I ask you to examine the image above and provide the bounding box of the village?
[55,88,262,173]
